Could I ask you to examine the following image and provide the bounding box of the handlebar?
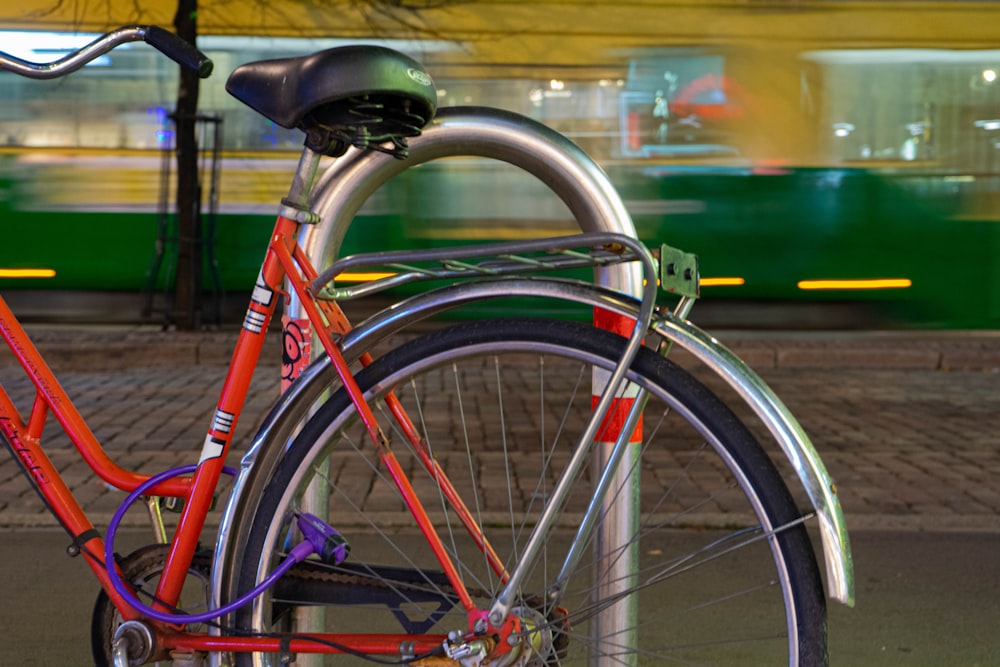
[0,24,213,79]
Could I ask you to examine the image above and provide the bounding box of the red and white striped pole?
[592,305,641,666]
[292,109,647,665]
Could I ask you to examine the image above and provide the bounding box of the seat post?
[280,147,324,220]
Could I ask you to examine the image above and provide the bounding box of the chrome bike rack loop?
[210,107,645,665]
[298,106,641,295]
[303,106,644,657]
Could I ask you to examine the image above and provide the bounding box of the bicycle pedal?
[159,496,184,513]
[157,493,220,514]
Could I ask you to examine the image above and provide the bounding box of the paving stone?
[2,327,1000,534]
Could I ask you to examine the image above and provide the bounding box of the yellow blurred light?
[798,278,911,290]
[0,268,56,278]
[700,277,745,287]
[336,272,396,282]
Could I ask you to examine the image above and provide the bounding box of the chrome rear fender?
[211,277,854,615]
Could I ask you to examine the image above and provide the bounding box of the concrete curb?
[4,511,997,534]
[0,328,267,369]
[6,326,1000,371]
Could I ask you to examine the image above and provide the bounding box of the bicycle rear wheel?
[230,317,827,666]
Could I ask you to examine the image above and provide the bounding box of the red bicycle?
[0,25,851,667]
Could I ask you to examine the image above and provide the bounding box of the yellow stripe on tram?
[0,268,57,279]
[336,272,398,282]
[798,278,912,290]
[700,277,745,287]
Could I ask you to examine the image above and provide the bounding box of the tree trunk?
[172,0,201,330]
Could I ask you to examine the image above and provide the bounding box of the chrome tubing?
[300,106,646,653]
[296,106,642,296]
[0,25,147,79]
[486,237,658,628]
[213,106,646,664]
[353,278,855,607]
[212,276,853,643]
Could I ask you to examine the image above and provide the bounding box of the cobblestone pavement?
[1,326,999,534]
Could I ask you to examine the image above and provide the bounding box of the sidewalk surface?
[1,323,999,533]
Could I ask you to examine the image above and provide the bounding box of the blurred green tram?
[1,29,999,328]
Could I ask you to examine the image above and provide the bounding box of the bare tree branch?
[30,0,477,329]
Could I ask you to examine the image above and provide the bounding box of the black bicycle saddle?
[226,45,437,154]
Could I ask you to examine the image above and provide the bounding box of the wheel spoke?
[230,319,826,666]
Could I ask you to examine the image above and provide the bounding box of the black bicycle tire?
[231,317,828,666]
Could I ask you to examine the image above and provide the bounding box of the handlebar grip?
[143,26,214,78]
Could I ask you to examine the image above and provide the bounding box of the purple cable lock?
[104,464,344,624]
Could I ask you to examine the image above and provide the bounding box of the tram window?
[617,52,742,160]
[807,49,1000,173]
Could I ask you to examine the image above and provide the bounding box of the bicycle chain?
[283,560,570,663]
[109,548,570,664]
[287,559,476,596]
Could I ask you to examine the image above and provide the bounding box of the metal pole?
[298,107,642,662]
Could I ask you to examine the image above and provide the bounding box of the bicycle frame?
[0,296,192,619]
[0,151,439,656]
[0,139,660,660]
[0,23,862,667]
[0,214,445,657]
